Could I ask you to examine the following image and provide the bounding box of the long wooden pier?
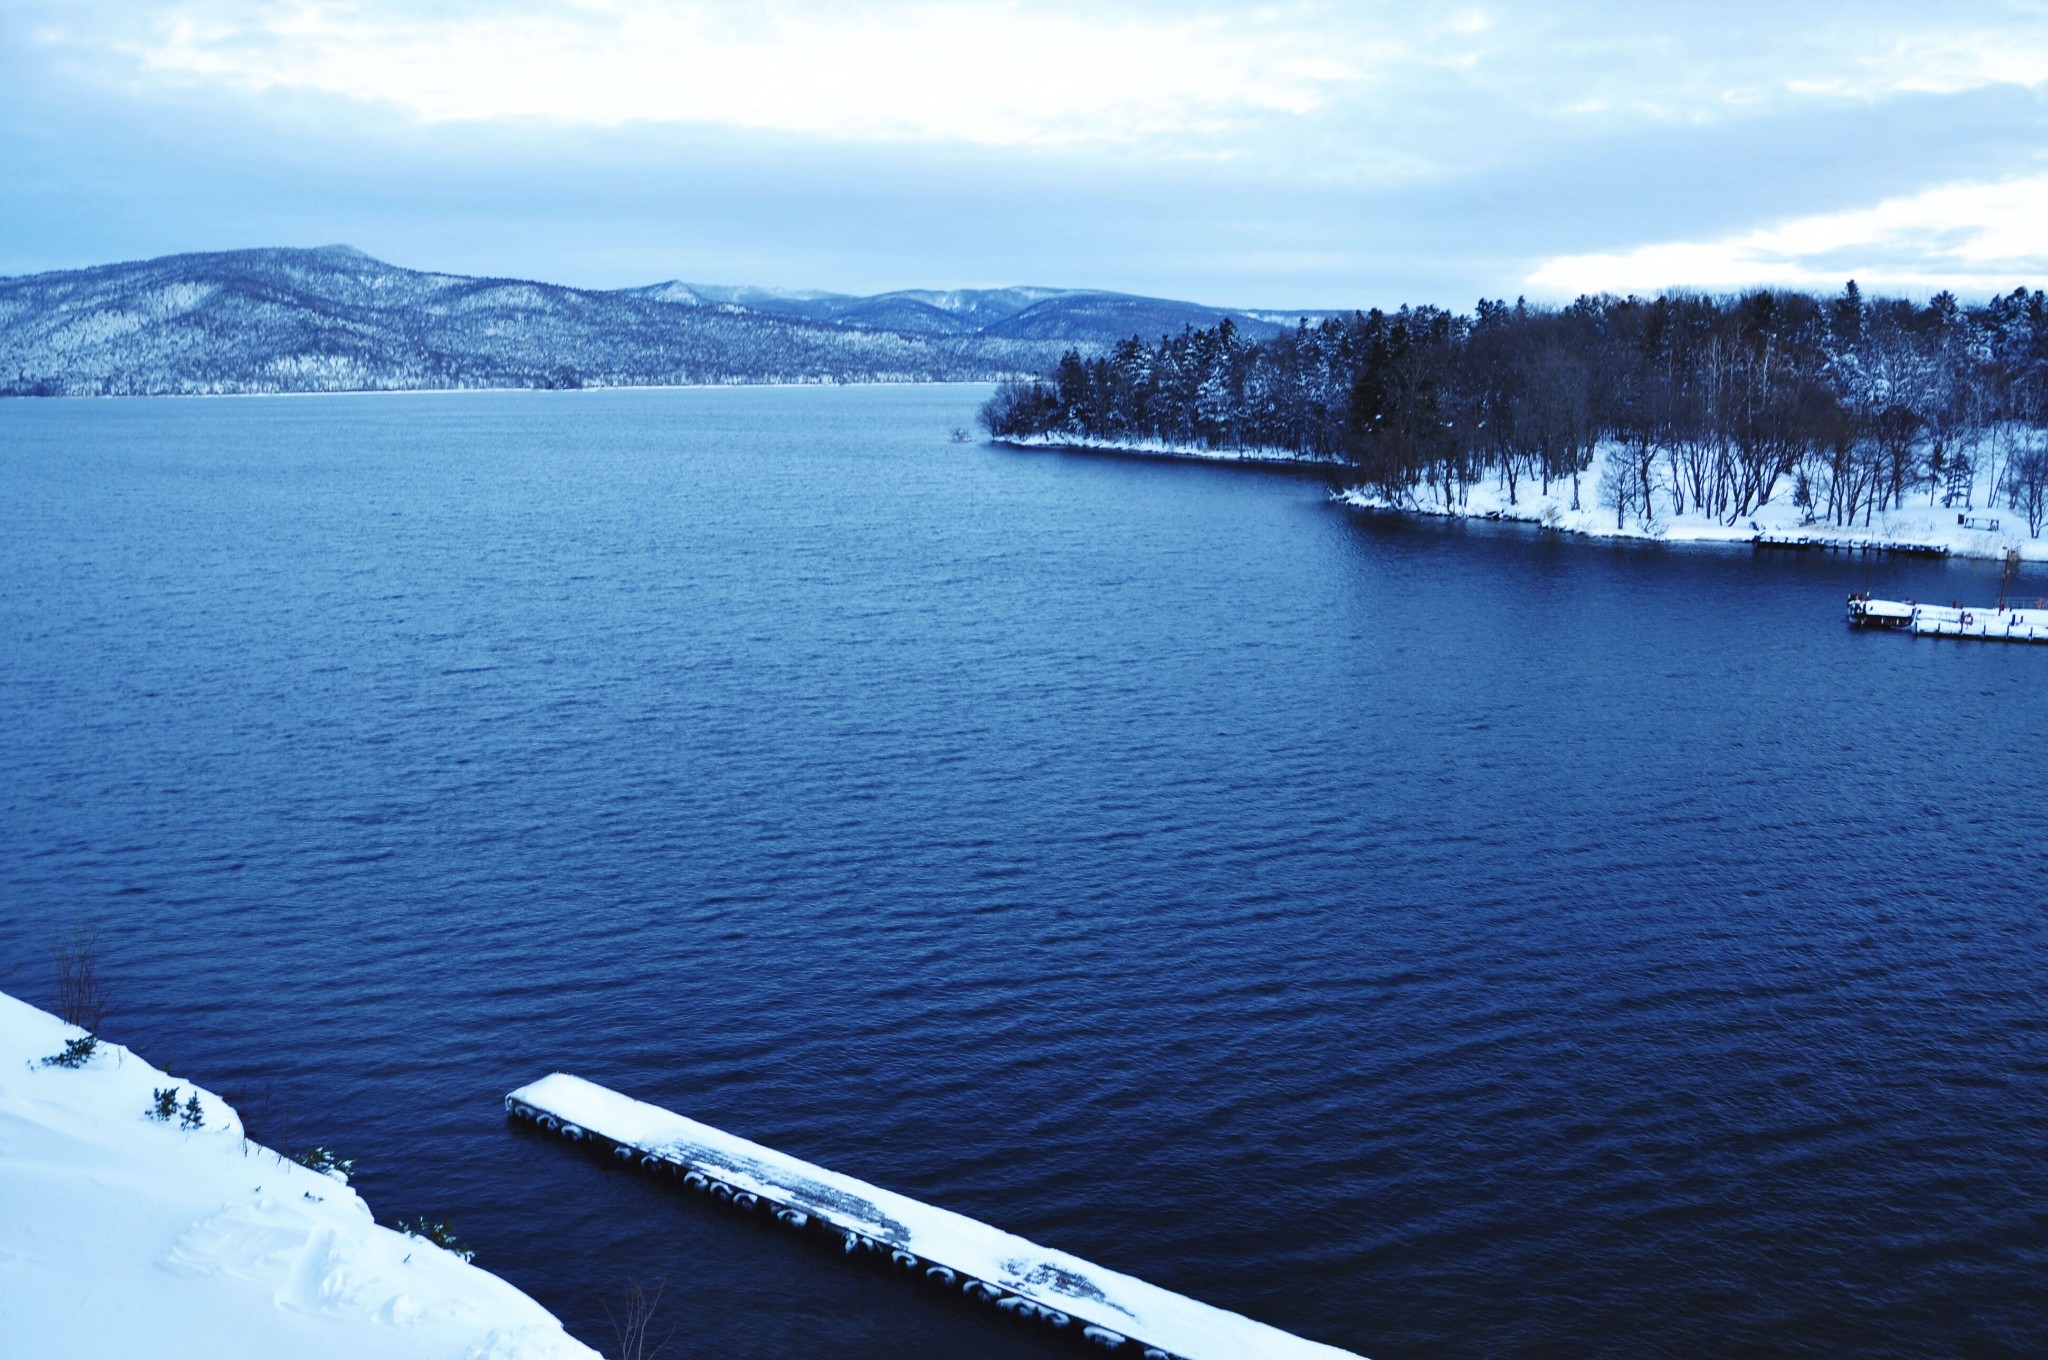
[506,1074,1363,1360]
[1848,595,2048,642]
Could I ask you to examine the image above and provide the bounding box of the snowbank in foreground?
[1335,459,2046,564]
[0,990,601,1360]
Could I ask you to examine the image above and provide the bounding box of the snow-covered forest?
[981,286,2048,539]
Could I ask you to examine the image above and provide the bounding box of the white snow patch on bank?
[0,990,600,1360]
[1335,453,2048,564]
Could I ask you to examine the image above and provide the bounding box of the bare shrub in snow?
[51,926,107,1036]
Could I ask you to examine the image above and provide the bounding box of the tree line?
[979,285,2048,537]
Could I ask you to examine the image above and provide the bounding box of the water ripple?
[2,387,2045,1359]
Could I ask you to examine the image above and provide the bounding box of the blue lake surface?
[2,385,2045,1359]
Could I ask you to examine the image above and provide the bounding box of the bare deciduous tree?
[606,1281,673,1360]
[2010,447,2048,539]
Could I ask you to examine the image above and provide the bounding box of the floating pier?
[1757,532,1949,556]
[1847,595,2048,642]
[506,1074,1362,1360]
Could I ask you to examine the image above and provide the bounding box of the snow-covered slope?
[0,990,601,1360]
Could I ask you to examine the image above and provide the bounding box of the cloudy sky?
[3,1,2046,306]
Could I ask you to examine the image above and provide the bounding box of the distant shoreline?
[0,378,1010,403]
[991,433,1340,473]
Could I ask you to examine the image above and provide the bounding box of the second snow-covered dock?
[505,1074,1362,1360]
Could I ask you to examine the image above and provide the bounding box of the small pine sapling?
[180,1091,206,1130]
[40,1035,100,1068]
[148,1087,180,1121]
[291,1146,358,1182]
[395,1216,475,1263]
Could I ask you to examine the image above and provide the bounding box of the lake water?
[3,385,2044,1359]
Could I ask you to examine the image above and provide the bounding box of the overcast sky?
[3,1,2046,307]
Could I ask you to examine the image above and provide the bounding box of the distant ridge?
[0,248,1333,397]
[612,279,1291,343]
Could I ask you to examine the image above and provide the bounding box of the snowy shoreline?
[998,436,2045,564]
[0,990,601,1360]
[1335,477,2044,563]
[993,433,1339,471]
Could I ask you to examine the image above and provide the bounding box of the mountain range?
[0,246,1336,397]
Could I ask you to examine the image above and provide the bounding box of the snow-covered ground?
[0,990,601,1360]
[1336,455,2047,563]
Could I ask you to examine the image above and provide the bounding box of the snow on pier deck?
[505,1074,1363,1360]
[1908,603,2048,640]
[1848,596,2048,642]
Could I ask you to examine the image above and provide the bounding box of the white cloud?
[1527,173,2048,295]
[1784,25,2048,100]
[91,0,1367,147]
[26,2,2048,156]
[12,0,2048,299]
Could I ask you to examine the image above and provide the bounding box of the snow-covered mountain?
[0,247,1316,397]
[611,280,1284,341]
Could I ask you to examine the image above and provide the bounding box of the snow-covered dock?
[505,1074,1363,1360]
[1847,595,2048,641]
[1756,532,1949,556]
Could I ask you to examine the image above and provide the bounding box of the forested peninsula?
[980,286,2048,545]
